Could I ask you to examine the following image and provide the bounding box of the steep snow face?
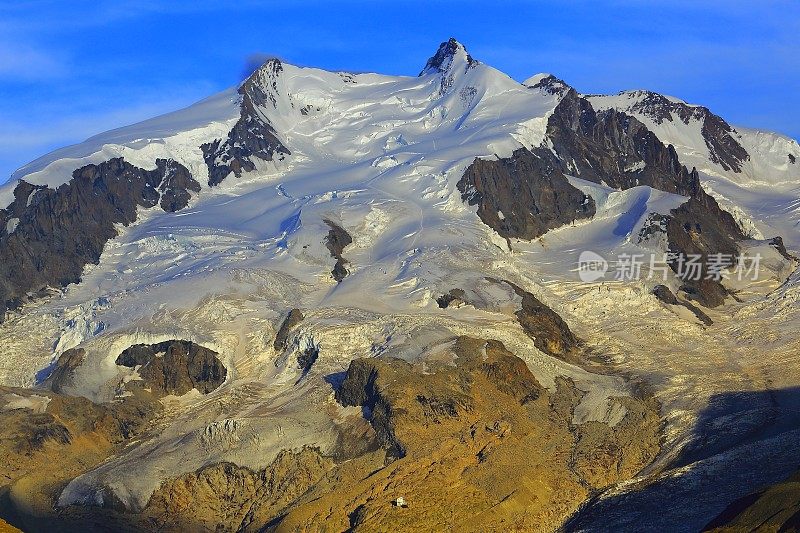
[238,50,561,173]
[0,40,573,388]
[1,41,563,211]
[0,89,241,208]
[588,90,800,185]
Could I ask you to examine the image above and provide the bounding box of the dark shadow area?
[613,192,648,237]
[563,386,800,532]
[323,371,347,392]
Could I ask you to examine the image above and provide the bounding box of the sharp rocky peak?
[525,73,573,97]
[419,37,478,76]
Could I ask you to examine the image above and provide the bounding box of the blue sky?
[1,1,798,184]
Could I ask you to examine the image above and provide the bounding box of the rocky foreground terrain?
[0,39,799,531]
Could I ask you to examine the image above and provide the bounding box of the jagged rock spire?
[419,37,477,76]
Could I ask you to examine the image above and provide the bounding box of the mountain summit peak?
[419,37,477,76]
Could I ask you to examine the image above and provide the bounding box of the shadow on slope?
[563,386,800,532]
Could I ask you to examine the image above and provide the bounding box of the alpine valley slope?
[0,39,799,532]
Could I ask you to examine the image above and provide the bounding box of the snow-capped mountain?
[589,89,800,246]
[1,39,799,532]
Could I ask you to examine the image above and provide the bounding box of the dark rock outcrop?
[0,158,199,320]
[201,59,290,186]
[664,193,745,307]
[547,89,703,196]
[116,340,226,396]
[42,347,86,394]
[436,288,466,309]
[273,309,304,352]
[156,159,201,212]
[297,344,319,375]
[323,219,353,282]
[652,284,713,326]
[502,280,580,359]
[457,87,712,241]
[460,85,748,307]
[419,37,478,76]
[526,74,571,97]
[335,358,405,460]
[458,148,595,240]
[769,236,797,262]
[600,90,749,173]
[701,112,749,173]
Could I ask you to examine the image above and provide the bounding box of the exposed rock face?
[436,288,466,308]
[502,280,580,359]
[769,236,797,262]
[547,90,704,196]
[277,336,661,531]
[296,344,319,375]
[0,158,199,320]
[456,87,716,242]
[201,59,290,186]
[664,193,745,307]
[526,73,571,97]
[652,284,713,326]
[141,447,332,532]
[605,90,749,173]
[458,148,595,240]
[42,347,86,394]
[273,309,304,352]
[0,337,659,532]
[460,86,748,307]
[701,112,750,173]
[116,340,226,396]
[323,219,353,282]
[335,358,407,460]
[419,37,478,76]
[156,159,201,212]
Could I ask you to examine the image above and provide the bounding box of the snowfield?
[1,40,799,527]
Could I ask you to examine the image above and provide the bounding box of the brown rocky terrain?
[0,335,659,532]
[0,386,161,532]
[502,280,581,360]
[268,336,661,532]
[0,340,228,531]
